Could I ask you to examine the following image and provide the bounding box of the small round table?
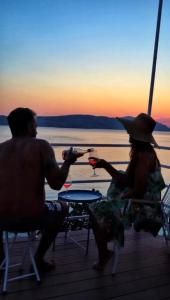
[58,189,102,255]
[58,189,102,203]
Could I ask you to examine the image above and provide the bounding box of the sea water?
[0,126,169,199]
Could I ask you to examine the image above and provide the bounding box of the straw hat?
[117,113,158,147]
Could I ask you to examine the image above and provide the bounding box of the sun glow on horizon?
[0,0,170,126]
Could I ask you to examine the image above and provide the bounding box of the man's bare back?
[0,137,48,218]
[0,107,78,267]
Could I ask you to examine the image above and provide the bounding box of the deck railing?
[50,143,170,185]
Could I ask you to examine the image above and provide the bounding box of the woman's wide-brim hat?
[116,113,159,147]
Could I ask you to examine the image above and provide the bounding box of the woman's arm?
[95,159,129,187]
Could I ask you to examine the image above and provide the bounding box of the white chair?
[111,184,170,275]
[161,184,170,250]
[0,227,41,294]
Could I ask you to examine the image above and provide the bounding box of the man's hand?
[63,147,77,164]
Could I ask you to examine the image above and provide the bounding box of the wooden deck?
[1,229,170,300]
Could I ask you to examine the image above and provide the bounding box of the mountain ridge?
[0,114,169,131]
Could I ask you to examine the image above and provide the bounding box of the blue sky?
[0,0,170,123]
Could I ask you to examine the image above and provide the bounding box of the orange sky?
[1,1,170,126]
[1,70,170,125]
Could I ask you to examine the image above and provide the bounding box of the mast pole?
[147,0,163,116]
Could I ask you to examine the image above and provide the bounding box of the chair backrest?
[162,184,170,215]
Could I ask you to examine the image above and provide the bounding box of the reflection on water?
[1,126,169,199]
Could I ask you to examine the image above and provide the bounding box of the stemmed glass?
[63,175,72,195]
[88,149,99,177]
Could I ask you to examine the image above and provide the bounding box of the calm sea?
[0,126,170,199]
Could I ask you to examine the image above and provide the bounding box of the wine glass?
[88,149,99,177]
[63,175,72,195]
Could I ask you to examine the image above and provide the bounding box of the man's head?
[7,108,37,137]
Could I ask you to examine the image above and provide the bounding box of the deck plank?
[1,229,170,300]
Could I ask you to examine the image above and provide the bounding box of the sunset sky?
[0,0,170,125]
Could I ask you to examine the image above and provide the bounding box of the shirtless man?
[0,107,77,271]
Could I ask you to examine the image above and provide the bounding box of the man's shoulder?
[0,139,12,148]
[35,139,53,154]
[34,138,55,161]
[35,138,51,148]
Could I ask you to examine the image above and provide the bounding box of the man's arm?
[40,141,76,190]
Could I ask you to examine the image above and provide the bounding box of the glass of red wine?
[88,149,99,177]
[63,175,72,195]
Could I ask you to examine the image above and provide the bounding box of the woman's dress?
[90,166,165,246]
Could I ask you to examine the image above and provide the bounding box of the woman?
[90,113,165,270]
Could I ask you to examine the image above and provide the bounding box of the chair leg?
[2,232,9,293]
[112,241,120,275]
[162,212,170,252]
[85,225,90,256]
[0,231,41,294]
[52,238,56,252]
[64,217,69,242]
[163,225,170,251]
[28,233,41,282]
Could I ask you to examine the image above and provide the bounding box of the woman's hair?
[129,139,159,162]
[127,139,160,186]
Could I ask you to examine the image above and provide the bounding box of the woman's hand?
[94,159,107,169]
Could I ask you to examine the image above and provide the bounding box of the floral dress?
[90,166,165,247]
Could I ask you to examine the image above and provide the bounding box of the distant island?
[0,114,169,132]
